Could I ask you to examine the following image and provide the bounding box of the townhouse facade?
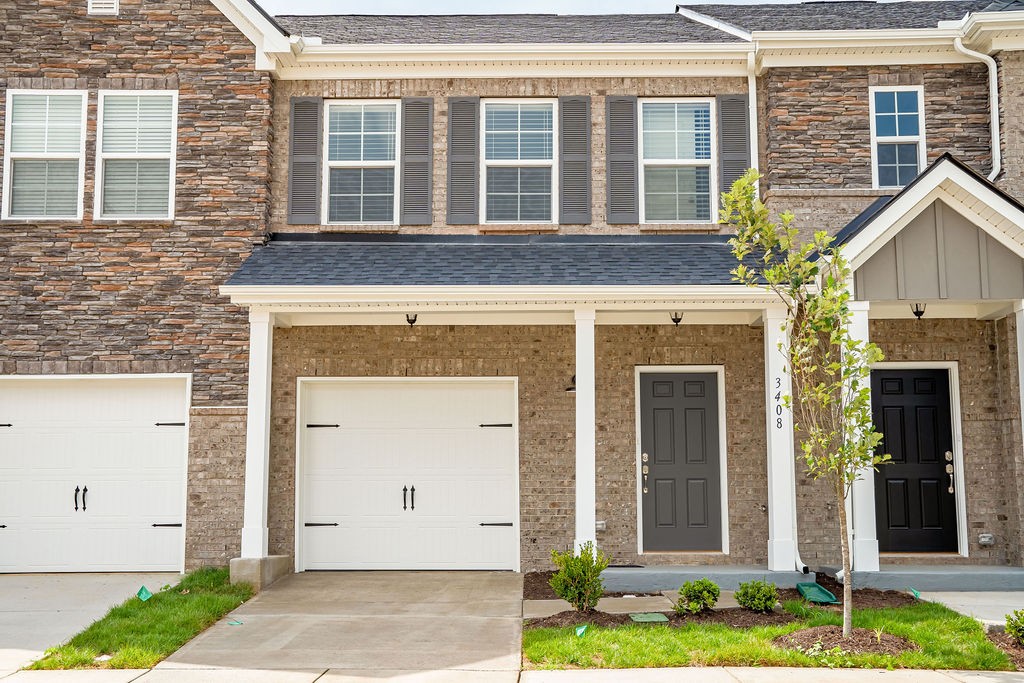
[3,0,1024,586]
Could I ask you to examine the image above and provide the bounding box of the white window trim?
[638,97,717,225]
[321,98,401,226]
[869,85,927,190]
[1,89,88,222]
[94,90,179,221]
[479,98,559,226]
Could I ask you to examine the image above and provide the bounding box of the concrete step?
[601,566,815,592]
[844,565,1024,591]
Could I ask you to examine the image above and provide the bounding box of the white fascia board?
[219,284,779,308]
[209,0,292,70]
[962,10,1024,46]
[842,159,1024,269]
[275,42,754,79]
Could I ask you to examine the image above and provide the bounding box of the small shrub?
[799,641,855,669]
[675,577,720,614]
[549,541,610,612]
[735,579,778,613]
[1007,609,1024,646]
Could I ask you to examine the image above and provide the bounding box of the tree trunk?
[836,480,853,637]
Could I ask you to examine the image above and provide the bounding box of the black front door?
[872,369,958,552]
[640,372,722,551]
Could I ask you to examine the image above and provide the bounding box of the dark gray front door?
[640,372,722,551]
[872,369,958,552]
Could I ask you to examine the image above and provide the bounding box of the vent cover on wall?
[88,0,119,15]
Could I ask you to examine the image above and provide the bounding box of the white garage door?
[0,377,188,572]
[299,379,518,571]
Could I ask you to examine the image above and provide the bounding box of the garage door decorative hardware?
[0,423,11,427]
[152,523,182,527]
[402,485,417,510]
[304,522,339,527]
[306,423,340,428]
[403,485,408,510]
[410,485,415,510]
[0,525,6,529]
[479,423,513,428]
[74,486,88,511]
[155,422,185,427]
[479,522,513,527]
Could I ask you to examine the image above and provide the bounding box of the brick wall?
[268,324,768,571]
[186,407,246,568]
[796,318,1024,567]
[0,0,271,406]
[271,77,746,235]
[998,51,1024,201]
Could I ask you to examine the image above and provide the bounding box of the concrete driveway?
[0,573,178,672]
[160,571,522,681]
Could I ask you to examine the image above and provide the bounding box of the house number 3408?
[774,377,784,430]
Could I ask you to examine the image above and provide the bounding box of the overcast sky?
[258,0,688,14]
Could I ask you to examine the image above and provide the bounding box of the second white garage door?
[298,379,518,571]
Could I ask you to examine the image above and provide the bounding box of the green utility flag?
[137,586,153,601]
[575,625,588,637]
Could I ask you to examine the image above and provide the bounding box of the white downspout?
[954,37,1001,181]
[748,52,760,180]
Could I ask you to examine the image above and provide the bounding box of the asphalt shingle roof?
[678,0,991,33]
[226,235,747,287]
[273,13,743,44]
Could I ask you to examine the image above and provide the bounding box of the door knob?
[948,474,955,495]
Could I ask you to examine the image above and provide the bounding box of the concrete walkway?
[922,592,1024,631]
[0,573,178,675]
[157,571,523,680]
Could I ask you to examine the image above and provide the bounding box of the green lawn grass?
[523,600,1013,671]
[30,567,252,670]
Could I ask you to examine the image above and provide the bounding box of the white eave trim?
[219,284,778,308]
[842,158,1024,270]
[208,0,292,70]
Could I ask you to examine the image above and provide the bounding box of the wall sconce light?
[670,312,683,326]
[911,303,926,321]
[566,375,576,393]
[405,313,418,327]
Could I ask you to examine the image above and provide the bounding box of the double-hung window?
[324,100,400,224]
[639,99,715,223]
[870,86,925,189]
[96,91,177,219]
[2,91,86,220]
[482,100,557,223]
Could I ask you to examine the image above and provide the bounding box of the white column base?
[240,526,270,559]
[853,538,880,572]
[768,539,796,571]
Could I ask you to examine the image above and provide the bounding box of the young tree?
[723,169,889,637]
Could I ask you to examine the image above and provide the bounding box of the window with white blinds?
[2,91,86,219]
[96,91,177,219]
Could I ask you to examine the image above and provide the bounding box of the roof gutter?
[953,37,1001,181]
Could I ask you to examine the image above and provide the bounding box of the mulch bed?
[777,573,918,609]
[523,571,661,600]
[525,607,796,630]
[774,625,918,656]
[989,632,1024,671]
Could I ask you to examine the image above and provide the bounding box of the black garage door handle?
[152,523,183,527]
[480,522,514,527]
[304,522,339,527]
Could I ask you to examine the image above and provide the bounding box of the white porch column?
[240,308,274,558]
[574,308,597,551]
[764,307,798,571]
[848,300,880,572]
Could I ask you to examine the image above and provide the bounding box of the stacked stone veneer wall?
[795,318,1024,567]
[0,0,271,567]
[268,324,769,571]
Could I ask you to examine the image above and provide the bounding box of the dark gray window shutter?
[288,96,322,225]
[559,96,591,225]
[447,96,479,225]
[606,95,638,225]
[400,97,434,225]
[716,94,751,201]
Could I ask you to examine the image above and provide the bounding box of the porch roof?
[226,234,747,287]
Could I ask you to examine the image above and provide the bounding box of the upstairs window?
[482,100,557,223]
[870,86,926,189]
[97,91,177,219]
[639,99,715,223]
[323,101,400,224]
[2,91,86,220]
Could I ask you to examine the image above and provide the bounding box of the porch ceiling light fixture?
[670,312,683,326]
[911,303,926,321]
[566,375,576,394]
[406,313,418,327]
